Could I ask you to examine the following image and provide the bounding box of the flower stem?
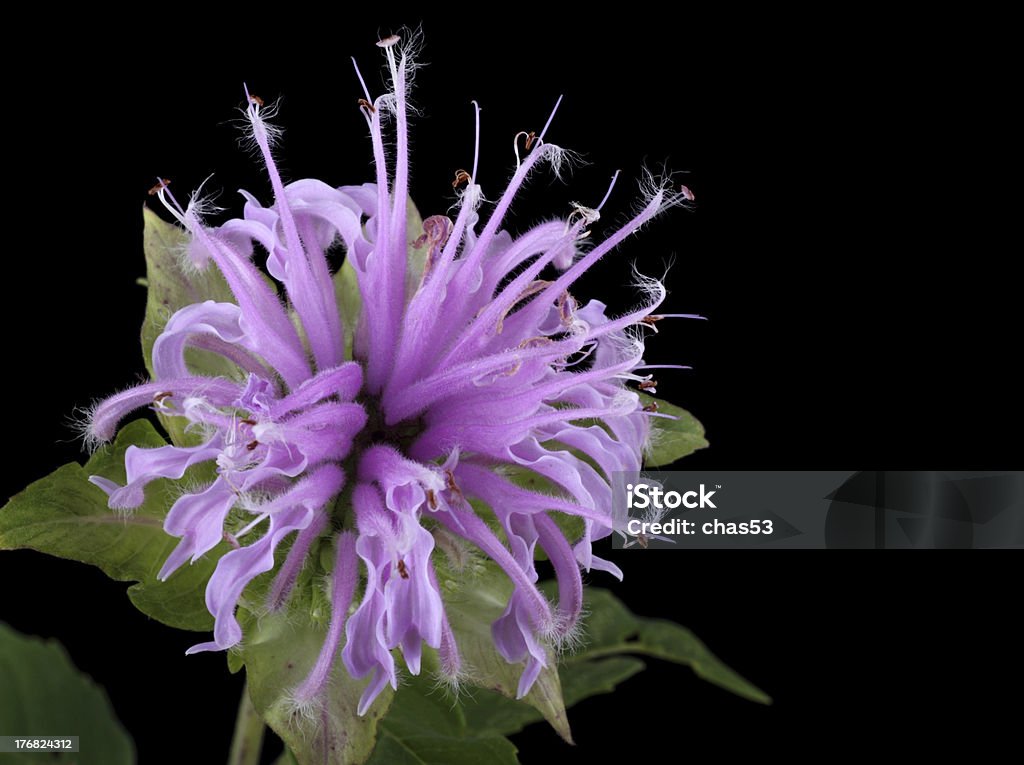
[227,680,265,765]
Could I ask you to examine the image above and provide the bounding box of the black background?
[2,15,1020,762]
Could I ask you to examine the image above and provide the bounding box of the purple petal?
[159,477,237,580]
[534,512,583,636]
[88,377,240,444]
[292,531,359,702]
[152,301,269,382]
[89,438,222,511]
[266,508,329,611]
[270,363,363,418]
[186,464,345,652]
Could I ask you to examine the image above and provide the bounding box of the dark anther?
[153,391,174,403]
[147,179,171,196]
[445,470,464,502]
[248,94,265,107]
[452,169,471,188]
[426,489,438,510]
[640,315,664,326]
[246,440,259,451]
[397,559,410,579]
[358,98,376,114]
[639,379,658,391]
[524,131,537,151]
[642,402,659,413]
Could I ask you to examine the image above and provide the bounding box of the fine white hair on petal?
[176,177,224,275]
[152,175,225,274]
[69,403,104,453]
[182,418,218,444]
[633,166,694,221]
[429,665,473,706]
[184,174,224,221]
[562,600,593,652]
[397,25,425,86]
[239,96,284,154]
[281,689,326,730]
[375,26,426,118]
[606,326,647,365]
[629,263,668,309]
[534,141,583,182]
[551,605,588,653]
[447,183,485,216]
[76,374,150,451]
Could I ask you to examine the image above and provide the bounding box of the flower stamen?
[537,93,564,144]
[351,56,373,103]
[471,100,481,181]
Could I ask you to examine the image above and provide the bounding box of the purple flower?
[86,33,696,715]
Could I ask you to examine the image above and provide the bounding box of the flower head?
[86,34,696,715]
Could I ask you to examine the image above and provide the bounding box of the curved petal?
[153,300,275,383]
[158,477,237,580]
[186,464,344,653]
[89,438,222,511]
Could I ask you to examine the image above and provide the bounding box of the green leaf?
[640,392,709,466]
[272,751,299,765]
[359,581,766,758]
[227,646,246,674]
[367,674,519,765]
[568,588,770,704]
[243,610,392,765]
[457,586,767,739]
[334,259,361,361]
[368,732,518,765]
[0,420,226,631]
[559,656,647,706]
[460,657,645,738]
[0,623,134,765]
[140,207,237,445]
[333,198,424,361]
[401,199,426,297]
[442,562,572,743]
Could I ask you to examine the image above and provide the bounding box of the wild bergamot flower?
[85,33,695,716]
